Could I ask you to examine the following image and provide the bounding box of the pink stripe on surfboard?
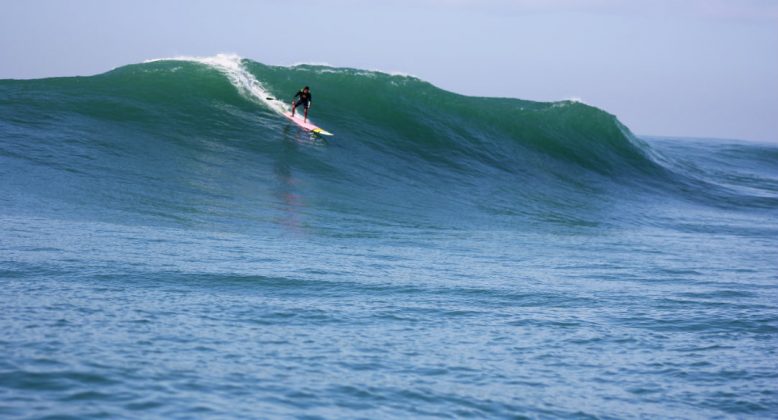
[284,112,330,134]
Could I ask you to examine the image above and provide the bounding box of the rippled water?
[1,58,777,418]
[2,211,777,418]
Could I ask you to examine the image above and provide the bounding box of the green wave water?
[1,55,777,418]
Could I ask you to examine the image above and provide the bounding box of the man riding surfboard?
[291,86,312,122]
[282,85,333,136]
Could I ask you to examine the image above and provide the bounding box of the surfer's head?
[303,86,310,92]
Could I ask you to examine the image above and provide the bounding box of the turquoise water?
[1,56,777,418]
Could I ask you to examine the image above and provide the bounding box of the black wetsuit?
[293,90,312,109]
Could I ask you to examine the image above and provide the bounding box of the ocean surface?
[1,55,776,419]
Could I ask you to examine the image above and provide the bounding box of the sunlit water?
[1,59,777,418]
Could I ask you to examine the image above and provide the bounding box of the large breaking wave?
[0,55,776,232]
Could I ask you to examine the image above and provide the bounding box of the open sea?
[1,55,777,419]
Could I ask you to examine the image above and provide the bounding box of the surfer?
[291,86,312,122]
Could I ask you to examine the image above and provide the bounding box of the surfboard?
[283,112,333,136]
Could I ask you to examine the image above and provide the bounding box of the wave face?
[2,56,778,418]
[2,55,776,233]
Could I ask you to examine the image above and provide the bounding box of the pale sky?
[1,0,777,142]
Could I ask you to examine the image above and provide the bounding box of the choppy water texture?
[1,55,777,419]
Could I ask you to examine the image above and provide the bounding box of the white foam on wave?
[291,61,419,80]
[564,96,586,104]
[291,61,334,68]
[145,54,288,115]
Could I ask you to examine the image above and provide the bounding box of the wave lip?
[145,53,288,115]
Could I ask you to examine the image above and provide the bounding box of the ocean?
[1,55,776,418]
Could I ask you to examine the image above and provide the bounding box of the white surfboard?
[283,112,333,136]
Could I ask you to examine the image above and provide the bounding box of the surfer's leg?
[291,101,297,116]
[304,106,309,122]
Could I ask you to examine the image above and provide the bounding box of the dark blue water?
[1,56,777,418]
